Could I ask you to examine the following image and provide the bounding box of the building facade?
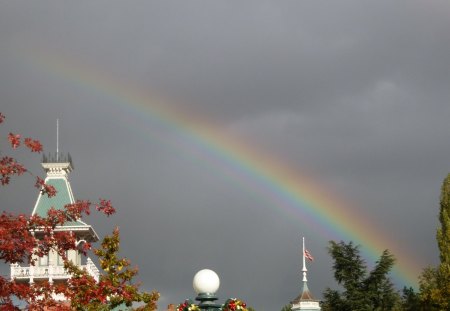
[10,153,100,302]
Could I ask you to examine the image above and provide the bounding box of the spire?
[290,237,321,310]
[300,237,312,299]
[41,119,73,176]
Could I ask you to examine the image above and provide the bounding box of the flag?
[304,249,314,262]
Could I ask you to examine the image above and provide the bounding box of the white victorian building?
[10,153,100,301]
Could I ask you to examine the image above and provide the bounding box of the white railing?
[11,258,100,282]
[85,258,100,282]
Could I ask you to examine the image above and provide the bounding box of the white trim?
[31,225,99,242]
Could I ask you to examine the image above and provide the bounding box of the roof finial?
[56,118,59,161]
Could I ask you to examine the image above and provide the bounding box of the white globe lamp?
[193,269,220,294]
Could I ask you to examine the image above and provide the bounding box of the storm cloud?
[1,1,450,310]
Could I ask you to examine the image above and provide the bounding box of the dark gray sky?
[1,1,450,310]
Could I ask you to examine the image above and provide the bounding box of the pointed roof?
[291,282,315,304]
[32,153,98,241]
[291,280,321,311]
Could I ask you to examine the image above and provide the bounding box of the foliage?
[437,174,450,267]
[400,287,422,311]
[418,267,441,310]
[0,113,159,310]
[176,298,248,311]
[321,241,400,311]
[280,304,290,311]
[222,298,248,311]
[176,299,198,311]
[419,173,450,310]
[64,228,159,310]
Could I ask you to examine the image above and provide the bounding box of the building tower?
[290,237,321,311]
[10,153,100,302]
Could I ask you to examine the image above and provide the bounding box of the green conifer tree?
[322,241,400,311]
[401,287,421,311]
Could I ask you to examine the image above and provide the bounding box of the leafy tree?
[280,304,290,311]
[65,228,159,310]
[400,286,421,311]
[0,113,159,310]
[419,173,450,310]
[321,241,400,311]
[418,267,440,310]
[436,173,450,309]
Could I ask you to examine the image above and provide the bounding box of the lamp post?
[176,269,248,311]
[193,269,222,310]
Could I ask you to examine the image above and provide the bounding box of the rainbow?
[21,48,422,287]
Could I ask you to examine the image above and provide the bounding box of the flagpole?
[56,118,59,162]
[302,237,307,282]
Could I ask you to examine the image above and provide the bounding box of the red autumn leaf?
[8,133,21,149]
[35,176,57,197]
[82,242,92,254]
[24,137,43,153]
[96,199,116,216]
[0,156,27,185]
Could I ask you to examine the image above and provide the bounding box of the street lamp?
[193,269,221,310]
[176,269,248,311]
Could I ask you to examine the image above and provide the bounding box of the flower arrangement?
[222,298,248,311]
[176,298,248,311]
[177,299,200,311]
